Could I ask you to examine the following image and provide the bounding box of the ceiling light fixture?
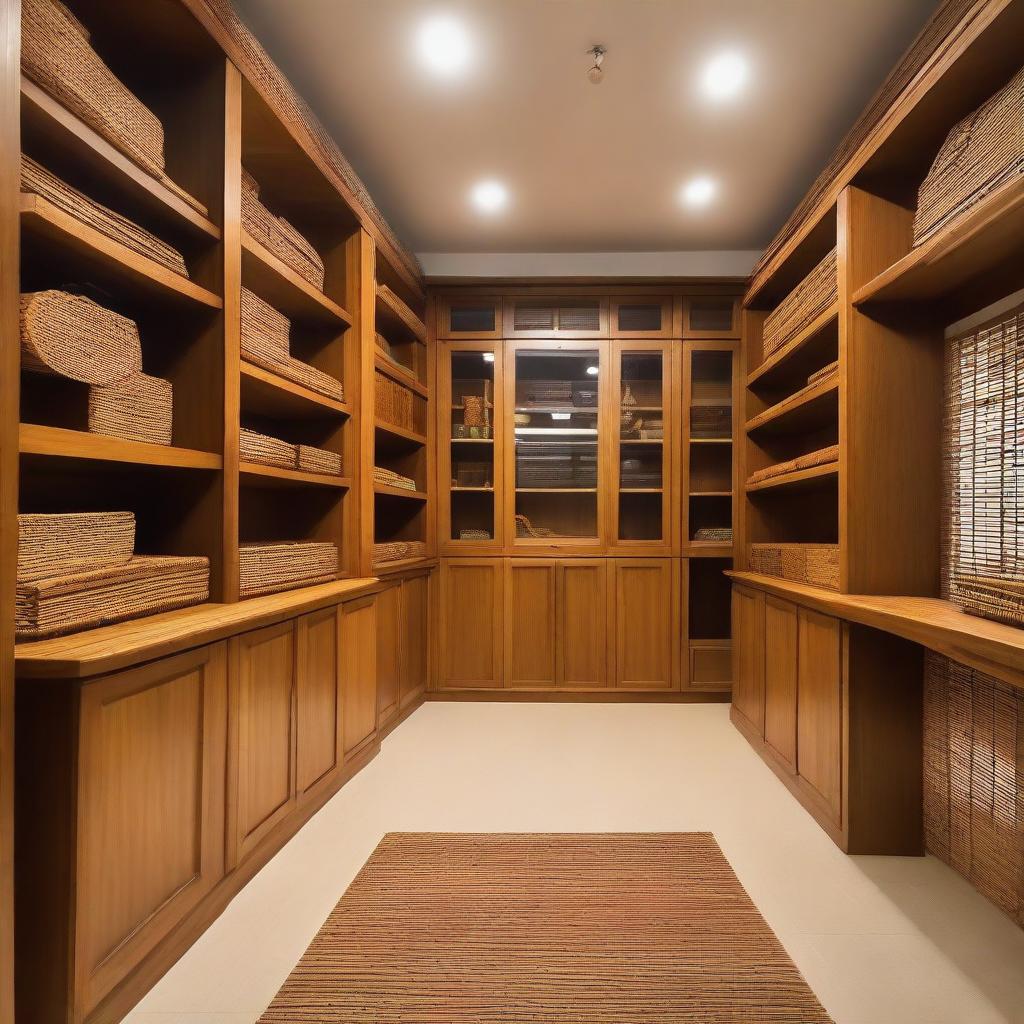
[681,176,717,207]
[586,365,599,376]
[470,179,509,214]
[701,51,749,101]
[416,14,472,78]
[586,45,606,85]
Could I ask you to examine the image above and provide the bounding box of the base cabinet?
[296,607,343,801]
[612,559,676,689]
[341,596,378,757]
[440,559,503,688]
[376,571,430,728]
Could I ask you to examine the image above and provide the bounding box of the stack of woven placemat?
[239,541,338,598]
[240,427,341,476]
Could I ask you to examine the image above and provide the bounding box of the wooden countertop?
[727,571,1024,690]
[16,578,385,680]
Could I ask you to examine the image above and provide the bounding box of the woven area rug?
[259,832,833,1023]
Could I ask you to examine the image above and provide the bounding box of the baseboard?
[427,689,731,704]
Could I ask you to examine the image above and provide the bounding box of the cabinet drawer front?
[296,607,341,798]
[689,642,731,688]
[76,643,227,1015]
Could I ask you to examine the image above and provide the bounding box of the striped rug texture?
[260,832,833,1023]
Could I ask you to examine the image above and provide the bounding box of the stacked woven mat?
[747,542,840,591]
[763,248,838,357]
[372,540,427,566]
[915,65,1024,246]
[376,284,427,342]
[239,541,337,598]
[240,428,342,476]
[808,359,840,386]
[21,0,204,212]
[240,288,344,402]
[16,512,209,640]
[694,527,733,542]
[20,289,172,445]
[242,170,324,289]
[373,466,418,491]
[746,444,839,487]
[375,371,415,431]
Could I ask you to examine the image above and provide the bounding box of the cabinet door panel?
[376,583,402,727]
[506,562,556,687]
[400,573,429,707]
[440,559,502,688]
[296,607,340,798]
[731,585,765,730]
[229,621,296,867]
[76,644,227,1015]
[558,560,610,687]
[763,596,798,771]
[341,596,378,758]
[797,608,843,822]
[613,559,675,688]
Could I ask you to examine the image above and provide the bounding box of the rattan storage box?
[240,427,296,469]
[22,156,189,277]
[241,169,325,290]
[17,511,134,584]
[763,248,838,356]
[748,543,840,591]
[239,541,338,598]
[16,555,210,640]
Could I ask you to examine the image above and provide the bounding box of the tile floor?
[126,702,1024,1024]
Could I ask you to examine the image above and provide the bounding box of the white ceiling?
[233,0,939,258]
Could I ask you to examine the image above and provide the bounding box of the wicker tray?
[16,554,209,640]
[89,372,172,445]
[242,169,324,290]
[371,540,427,565]
[17,511,135,584]
[763,248,838,356]
[376,284,426,342]
[22,156,190,278]
[20,290,141,386]
[296,445,342,476]
[240,427,296,469]
[914,65,1024,245]
[748,543,840,591]
[239,541,337,598]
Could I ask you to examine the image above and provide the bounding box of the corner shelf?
[745,463,839,494]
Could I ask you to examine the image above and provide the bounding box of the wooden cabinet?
[763,596,798,770]
[613,559,678,688]
[439,559,503,688]
[797,608,843,823]
[296,607,341,801]
[399,572,429,708]
[228,621,297,868]
[375,583,402,725]
[340,596,378,757]
[505,561,558,687]
[731,584,765,729]
[558,560,611,688]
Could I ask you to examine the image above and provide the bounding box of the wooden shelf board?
[241,229,351,328]
[15,578,384,679]
[690,490,732,497]
[374,353,429,396]
[21,77,219,241]
[620,488,663,494]
[19,423,221,470]
[450,437,493,444]
[726,571,1024,692]
[375,286,427,344]
[372,556,437,577]
[20,194,222,310]
[240,462,350,489]
[373,483,428,501]
[516,406,597,414]
[516,488,597,494]
[451,487,494,492]
[747,305,838,388]
[745,462,839,494]
[375,420,427,447]
[240,361,350,418]
[853,176,1024,308]
[745,373,839,435]
[685,543,735,558]
[690,438,732,445]
[620,438,663,445]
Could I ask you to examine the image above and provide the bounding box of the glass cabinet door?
[446,346,499,545]
[614,342,671,546]
[509,344,603,544]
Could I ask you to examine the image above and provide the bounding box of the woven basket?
[376,284,426,342]
[17,511,135,584]
[239,541,337,598]
[748,543,840,591]
[240,427,296,469]
[20,290,141,386]
[16,554,209,640]
[371,540,427,566]
[22,0,165,180]
[915,66,1024,246]
[807,359,840,386]
[88,372,172,445]
[241,169,324,290]
[375,371,415,430]
[296,445,341,476]
[22,156,189,278]
[763,248,838,356]
[374,466,417,490]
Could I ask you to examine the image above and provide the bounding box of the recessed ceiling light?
[470,180,508,214]
[681,177,717,207]
[416,14,472,78]
[701,51,749,101]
